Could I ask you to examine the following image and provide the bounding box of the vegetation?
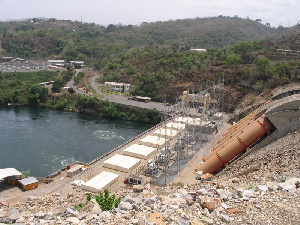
[1,17,300,120]
[74,72,85,84]
[0,16,283,64]
[95,189,121,211]
[74,193,92,212]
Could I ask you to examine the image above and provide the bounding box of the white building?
[69,61,85,66]
[47,60,65,66]
[82,171,119,193]
[104,82,131,93]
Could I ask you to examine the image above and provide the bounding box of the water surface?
[0,106,152,177]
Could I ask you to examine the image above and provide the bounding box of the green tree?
[95,189,121,211]
[255,57,270,79]
[225,54,241,68]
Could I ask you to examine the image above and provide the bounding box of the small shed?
[18,177,38,191]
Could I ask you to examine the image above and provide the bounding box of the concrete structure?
[18,177,39,191]
[139,135,168,148]
[82,171,119,193]
[103,154,141,172]
[271,86,300,100]
[122,144,157,159]
[104,82,131,93]
[67,164,84,178]
[257,94,300,141]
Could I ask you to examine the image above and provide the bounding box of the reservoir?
[0,106,153,177]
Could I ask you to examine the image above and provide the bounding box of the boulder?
[201,198,222,212]
[118,201,133,211]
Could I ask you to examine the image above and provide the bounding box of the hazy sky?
[0,0,299,27]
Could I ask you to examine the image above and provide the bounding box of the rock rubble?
[0,131,299,224]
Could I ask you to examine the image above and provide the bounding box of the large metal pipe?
[194,117,273,174]
[202,119,256,162]
[221,109,258,137]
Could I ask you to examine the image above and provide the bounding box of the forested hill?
[111,17,279,48]
[0,16,280,62]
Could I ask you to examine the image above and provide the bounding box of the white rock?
[66,207,79,217]
[216,189,233,200]
[221,202,228,209]
[118,201,133,211]
[196,188,208,196]
[242,189,255,198]
[66,217,80,224]
[256,185,268,192]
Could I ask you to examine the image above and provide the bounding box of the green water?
[0,106,153,177]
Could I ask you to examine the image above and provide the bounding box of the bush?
[95,189,121,211]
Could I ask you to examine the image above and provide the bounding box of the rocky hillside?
[0,129,299,224]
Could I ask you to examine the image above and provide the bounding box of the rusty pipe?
[203,121,255,161]
[220,110,258,138]
[194,117,273,174]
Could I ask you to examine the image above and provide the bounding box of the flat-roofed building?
[151,128,178,139]
[104,82,131,93]
[103,154,141,172]
[18,177,38,191]
[122,144,156,159]
[82,171,119,193]
[138,135,167,148]
[47,60,65,66]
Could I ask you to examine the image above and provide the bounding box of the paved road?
[89,75,167,112]
[67,69,167,112]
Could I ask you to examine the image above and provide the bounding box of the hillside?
[0,16,280,62]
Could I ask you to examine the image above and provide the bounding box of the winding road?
[68,69,167,112]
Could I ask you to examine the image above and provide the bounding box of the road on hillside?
[89,75,167,112]
[67,69,169,112]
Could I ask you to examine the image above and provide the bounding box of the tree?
[51,80,64,93]
[255,57,270,79]
[28,84,48,105]
[225,54,241,68]
[234,42,254,63]
[68,87,75,94]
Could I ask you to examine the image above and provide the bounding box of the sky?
[0,0,299,27]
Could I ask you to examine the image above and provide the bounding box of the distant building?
[190,49,207,52]
[69,61,85,66]
[104,82,131,93]
[47,60,65,66]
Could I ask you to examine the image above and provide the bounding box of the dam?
[1,85,300,201]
